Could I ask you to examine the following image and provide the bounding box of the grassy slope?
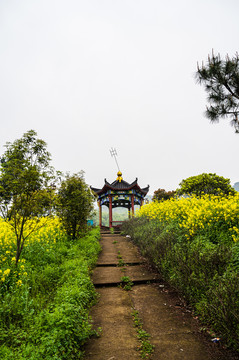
[122,217,239,352]
[0,227,101,360]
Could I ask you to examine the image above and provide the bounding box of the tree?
[176,173,236,197]
[56,172,95,239]
[0,130,55,265]
[152,188,175,202]
[196,51,239,132]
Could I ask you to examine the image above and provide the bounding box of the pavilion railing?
[111,220,125,226]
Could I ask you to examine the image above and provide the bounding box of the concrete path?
[84,232,238,360]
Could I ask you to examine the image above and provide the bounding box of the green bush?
[0,227,101,359]
[121,218,239,352]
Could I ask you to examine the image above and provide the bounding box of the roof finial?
[117,171,123,182]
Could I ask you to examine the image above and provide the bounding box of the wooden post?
[109,195,113,228]
[98,200,102,228]
[131,195,135,217]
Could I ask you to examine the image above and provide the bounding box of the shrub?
[0,221,101,359]
[121,195,239,352]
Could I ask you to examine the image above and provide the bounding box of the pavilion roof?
[91,172,149,196]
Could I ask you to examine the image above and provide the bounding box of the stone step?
[92,264,159,286]
[96,262,142,267]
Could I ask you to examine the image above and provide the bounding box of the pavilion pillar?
[131,195,135,217]
[98,200,102,228]
[109,195,113,228]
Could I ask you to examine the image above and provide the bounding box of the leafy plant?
[117,251,122,259]
[56,172,95,239]
[132,309,154,359]
[121,193,239,352]
[153,188,175,202]
[120,276,134,291]
[0,225,101,359]
[117,259,125,267]
[196,51,239,132]
[176,173,236,197]
[0,130,55,265]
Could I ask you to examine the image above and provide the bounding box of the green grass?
[120,276,134,291]
[122,217,239,352]
[132,309,154,359]
[0,227,101,359]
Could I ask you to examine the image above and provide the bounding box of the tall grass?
[122,195,239,351]
[0,218,101,359]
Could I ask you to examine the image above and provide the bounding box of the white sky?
[0,0,239,194]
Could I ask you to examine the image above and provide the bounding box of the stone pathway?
[84,232,239,360]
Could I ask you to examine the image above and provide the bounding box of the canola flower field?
[122,194,239,352]
[138,193,239,243]
[0,217,101,359]
[0,217,64,292]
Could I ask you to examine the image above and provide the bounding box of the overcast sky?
[0,0,239,194]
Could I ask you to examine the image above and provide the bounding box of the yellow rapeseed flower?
[138,194,239,241]
[3,269,11,276]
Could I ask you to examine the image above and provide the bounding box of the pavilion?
[91,171,149,228]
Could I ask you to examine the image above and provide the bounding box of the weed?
[117,259,125,267]
[120,276,134,291]
[120,267,127,272]
[117,251,122,259]
[132,309,154,359]
[0,226,101,359]
[121,199,239,353]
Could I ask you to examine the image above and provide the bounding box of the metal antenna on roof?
[110,148,120,172]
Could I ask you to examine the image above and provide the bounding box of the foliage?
[0,219,101,359]
[152,188,175,202]
[0,130,54,265]
[176,173,236,197]
[119,276,134,291]
[56,172,95,239]
[196,51,239,132]
[121,194,239,351]
[132,309,154,359]
[137,193,239,242]
[0,217,63,294]
[110,227,114,234]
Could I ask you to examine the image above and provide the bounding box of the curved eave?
[141,185,150,195]
[91,180,149,196]
[90,186,102,195]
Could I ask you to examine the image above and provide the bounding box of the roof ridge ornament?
[117,171,123,182]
